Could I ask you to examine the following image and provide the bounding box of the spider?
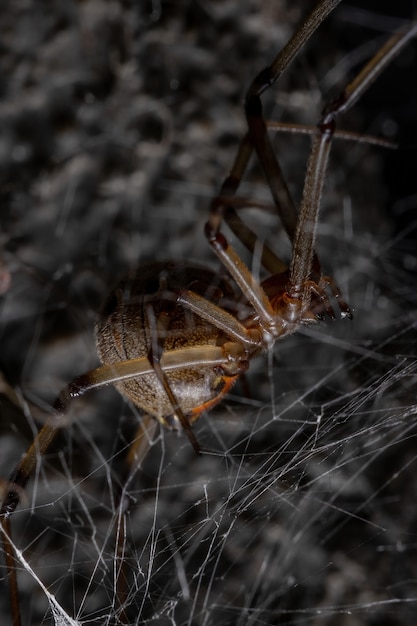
[1,1,416,624]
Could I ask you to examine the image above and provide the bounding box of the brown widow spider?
[1,1,416,624]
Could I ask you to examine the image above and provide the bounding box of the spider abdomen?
[96,260,240,429]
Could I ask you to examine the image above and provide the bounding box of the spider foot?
[320,275,353,320]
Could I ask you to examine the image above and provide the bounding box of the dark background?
[1,1,417,624]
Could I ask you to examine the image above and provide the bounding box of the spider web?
[1,1,417,624]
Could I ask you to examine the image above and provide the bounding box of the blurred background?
[1,1,417,624]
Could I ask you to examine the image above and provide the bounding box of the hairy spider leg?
[288,22,417,305]
[0,346,249,518]
[144,302,201,454]
[206,8,416,329]
[206,0,344,316]
[209,0,342,245]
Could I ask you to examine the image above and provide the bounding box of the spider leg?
[217,190,288,275]
[102,287,264,618]
[288,22,417,305]
[207,0,326,270]
[0,349,210,620]
[267,120,397,149]
[114,413,157,624]
[210,32,398,281]
[214,119,396,280]
[124,413,158,474]
[210,134,288,275]
[245,0,342,241]
[203,227,282,333]
[0,345,247,518]
[176,289,261,349]
[208,133,253,237]
[318,274,352,319]
[0,516,21,626]
[144,302,201,455]
[205,1,343,321]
